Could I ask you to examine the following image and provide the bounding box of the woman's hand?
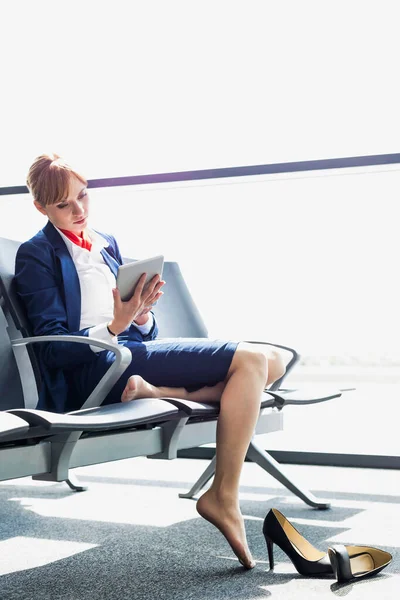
[108,273,165,335]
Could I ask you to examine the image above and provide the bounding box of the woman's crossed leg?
[121,343,286,569]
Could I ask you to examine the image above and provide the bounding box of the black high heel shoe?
[263,509,333,576]
[328,544,392,583]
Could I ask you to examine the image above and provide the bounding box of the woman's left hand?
[109,274,165,335]
[133,279,164,325]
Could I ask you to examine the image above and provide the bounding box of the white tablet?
[116,255,164,302]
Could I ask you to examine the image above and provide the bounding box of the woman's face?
[34,176,89,232]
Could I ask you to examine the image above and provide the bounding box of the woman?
[15,153,286,570]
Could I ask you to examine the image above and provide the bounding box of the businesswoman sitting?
[15,153,286,570]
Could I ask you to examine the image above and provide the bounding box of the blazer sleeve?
[15,240,96,370]
[142,312,158,340]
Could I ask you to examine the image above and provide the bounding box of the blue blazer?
[15,221,158,413]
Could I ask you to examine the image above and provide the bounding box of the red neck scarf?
[59,228,93,252]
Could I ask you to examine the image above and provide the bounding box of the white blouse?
[55,227,153,352]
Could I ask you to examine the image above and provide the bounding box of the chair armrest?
[160,397,220,417]
[11,335,132,409]
[266,388,342,407]
[162,391,279,416]
[244,340,300,390]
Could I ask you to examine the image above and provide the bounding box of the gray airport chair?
[0,236,340,507]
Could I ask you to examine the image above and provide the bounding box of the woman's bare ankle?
[196,489,255,569]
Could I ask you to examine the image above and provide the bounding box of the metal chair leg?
[246,439,330,509]
[178,440,330,509]
[65,473,87,492]
[178,454,216,498]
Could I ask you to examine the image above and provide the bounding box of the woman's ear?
[33,200,48,216]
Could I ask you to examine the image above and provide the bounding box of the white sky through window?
[0,0,399,184]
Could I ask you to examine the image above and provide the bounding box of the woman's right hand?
[108,273,165,335]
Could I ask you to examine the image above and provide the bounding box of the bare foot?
[121,375,161,402]
[196,489,256,569]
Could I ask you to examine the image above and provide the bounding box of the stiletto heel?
[265,536,274,569]
[262,509,333,576]
[328,544,392,583]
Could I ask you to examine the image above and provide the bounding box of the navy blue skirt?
[66,338,239,410]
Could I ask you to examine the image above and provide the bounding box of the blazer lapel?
[43,222,81,331]
[100,247,120,278]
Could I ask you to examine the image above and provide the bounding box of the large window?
[3,165,400,360]
[2,164,400,457]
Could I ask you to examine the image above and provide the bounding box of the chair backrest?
[0,301,26,410]
[0,236,208,411]
[136,261,208,339]
[0,237,33,337]
[0,237,40,410]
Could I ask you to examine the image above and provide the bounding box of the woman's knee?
[229,343,286,387]
[228,343,268,381]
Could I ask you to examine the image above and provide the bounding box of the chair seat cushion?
[8,398,181,433]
